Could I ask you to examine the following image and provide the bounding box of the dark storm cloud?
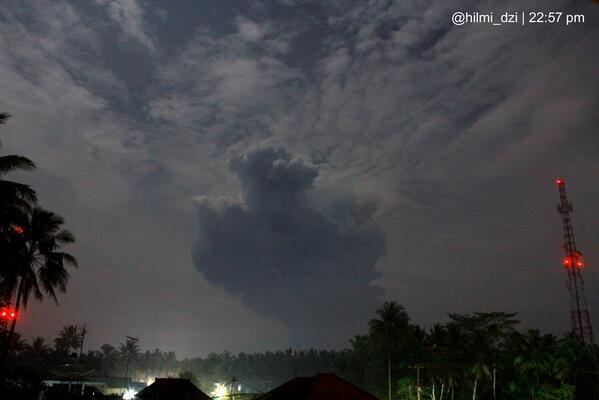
[193,147,385,347]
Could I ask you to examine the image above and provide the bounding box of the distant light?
[13,225,24,235]
[211,383,229,398]
[123,389,137,400]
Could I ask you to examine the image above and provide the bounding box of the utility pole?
[124,336,139,394]
[292,350,298,400]
[77,324,87,395]
[78,324,87,359]
[555,178,594,344]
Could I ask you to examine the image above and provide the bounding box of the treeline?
[2,326,178,381]
[175,304,597,400]
[4,303,599,399]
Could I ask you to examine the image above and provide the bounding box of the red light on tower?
[563,255,586,269]
[575,253,585,269]
[563,257,572,268]
[0,307,17,320]
[555,178,564,186]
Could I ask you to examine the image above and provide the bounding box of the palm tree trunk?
[125,355,131,391]
[0,278,24,376]
[493,365,496,400]
[388,352,392,400]
[472,378,477,400]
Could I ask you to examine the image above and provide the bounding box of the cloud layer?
[193,147,385,347]
[0,0,597,355]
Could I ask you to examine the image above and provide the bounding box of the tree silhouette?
[100,344,119,375]
[119,340,141,363]
[23,337,51,363]
[513,330,556,399]
[0,112,37,305]
[120,338,141,385]
[447,312,519,400]
[0,207,77,372]
[54,325,83,355]
[0,112,36,214]
[369,301,410,400]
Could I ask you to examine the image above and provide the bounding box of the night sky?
[0,0,598,357]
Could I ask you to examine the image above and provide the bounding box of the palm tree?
[26,337,51,358]
[100,344,119,375]
[470,355,491,400]
[119,339,141,365]
[513,330,555,400]
[553,336,587,387]
[483,313,519,400]
[0,112,36,224]
[0,330,26,359]
[0,112,37,308]
[345,335,371,388]
[148,348,164,379]
[466,332,492,400]
[54,325,83,355]
[164,351,177,377]
[120,338,141,386]
[446,312,519,400]
[369,301,411,400]
[21,336,51,366]
[0,207,77,372]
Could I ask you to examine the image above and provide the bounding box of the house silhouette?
[135,378,212,400]
[256,373,379,400]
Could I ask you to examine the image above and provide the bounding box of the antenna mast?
[555,178,593,344]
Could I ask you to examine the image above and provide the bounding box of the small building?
[42,376,146,397]
[87,376,146,396]
[256,373,379,400]
[135,378,212,400]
